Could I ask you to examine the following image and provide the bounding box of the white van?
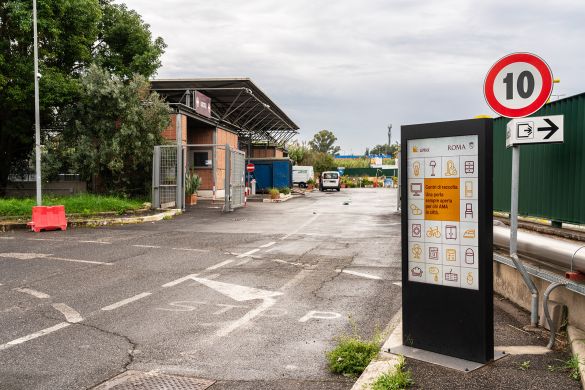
[292,166,314,188]
[320,171,340,191]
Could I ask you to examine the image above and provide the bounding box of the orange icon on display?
[428,267,440,282]
[412,244,422,260]
[410,203,422,215]
[446,249,456,261]
[413,161,421,176]
[445,160,458,176]
[463,229,476,238]
[426,226,441,238]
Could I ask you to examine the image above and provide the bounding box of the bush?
[279,187,291,195]
[371,356,414,390]
[268,188,280,198]
[326,335,380,378]
[306,178,315,185]
[185,172,202,196]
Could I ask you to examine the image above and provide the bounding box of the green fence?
[493,92,585,224]
[342,168,398,177]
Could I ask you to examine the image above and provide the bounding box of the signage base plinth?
[387,345,506,372]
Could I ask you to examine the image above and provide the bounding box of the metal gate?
[226,147,246,211]
[152,145,180,209]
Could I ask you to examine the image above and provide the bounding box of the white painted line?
[205,259,234,271]
[216,298,276,337]
[281,214,319,240]
[336,269,382,280]
[171,247,209,253]
[133,244,161,249]
[79,241,111,245]
[162,274,199,288]
[265,247,277,253]
[14,288,50,299]
[0,322,70,351]
[393,282,402,287]
[237,249,260,258]
[52,303,83,323]
[101,292,152,311]
[272,259,303,267]
[26,238,63,242]
[0,252,51,260]
[0,237,15,240]
[47,256,112,266]
[260,242,276,248]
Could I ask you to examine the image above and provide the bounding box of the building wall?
[161,114,187,143]
[250,146,285,158]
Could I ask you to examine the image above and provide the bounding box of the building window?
[192,150,211,168]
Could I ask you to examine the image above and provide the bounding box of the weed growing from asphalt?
[546,355,581,380]
[371,355,414,390]
[519,360,531,371]
[326,319,383,378]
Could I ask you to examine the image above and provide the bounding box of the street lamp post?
[33,0,42,206]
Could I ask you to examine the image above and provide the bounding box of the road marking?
[281,214,319,240]
[393,282,402,287]
[0,237,14,240]
[271,259,304,267]
[299,310,342,323]
[52,303,83,323]
[133,244,161,249]
[205,260,233,271]
[237,249,260,258]
[279,269,312,291]
[216,298,275,337]
[47,256,112,266]
[101,292,152,311]
[14,288,50,299]
[0,322,70,351]
[191,277,283,301]
[26,238,63,242]
[336,269,382,280]
[0,253,51,260]
[171,247,209,252]
[79,240,111,245]
[162,274,199,288]
[260,242,276,248]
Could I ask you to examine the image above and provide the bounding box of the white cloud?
[119,0,585,153]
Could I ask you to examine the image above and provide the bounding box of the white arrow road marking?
[0,322,70,351]
[336,269,382,280]
[190,277,283,337]
[101,292,152,311]
[14,288,50,299]
[52,303,83,323]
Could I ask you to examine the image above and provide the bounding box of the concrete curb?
[567,325,585,389]
[351,311,402,390]
[262,194,293,203]
[0,209,181,232]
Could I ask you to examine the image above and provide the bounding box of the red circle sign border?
[484,52,553,118]
[246,163,255,172]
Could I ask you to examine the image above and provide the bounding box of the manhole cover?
[93,370,215,390]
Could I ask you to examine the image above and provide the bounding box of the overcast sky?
[119,0,585,154]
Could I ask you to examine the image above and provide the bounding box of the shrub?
[268,188,280,198]
[326,335,380,378]
[306,178,315,185]
[279,187,291,195]
[185,172,202,196]
[371,356,414,390]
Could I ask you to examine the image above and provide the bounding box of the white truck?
[292,166,314,188]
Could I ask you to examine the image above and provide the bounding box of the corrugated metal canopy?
[150,78,299,146]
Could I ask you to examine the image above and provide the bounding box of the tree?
[0,0,166,195]
[287,141,310,165]
[59,65,169,196]
[370,142,400,156]
[309,130,341,155]
[313,152,337,175]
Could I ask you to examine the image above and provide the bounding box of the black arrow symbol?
[538,119,559,139]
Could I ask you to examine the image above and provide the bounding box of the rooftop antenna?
[387,124,392,146]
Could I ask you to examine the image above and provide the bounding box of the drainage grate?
[93,370,215,390]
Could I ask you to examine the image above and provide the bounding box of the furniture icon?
[445,225,457,239]
[465,181,473,198]
[465,248,475,264]
[465,203,473,219]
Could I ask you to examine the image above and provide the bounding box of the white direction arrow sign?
[506,115,564,148]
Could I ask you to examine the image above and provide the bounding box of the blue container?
[249,158,293,191]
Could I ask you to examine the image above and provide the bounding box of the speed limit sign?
[484,53,553,118]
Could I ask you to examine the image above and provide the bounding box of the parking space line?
[52,303,83,323]
[260,242,276,248]
[79,241,111,245]
[237,249,260,258]
[171,247,209,252]
[14,288,50,299]
[26,238,64,242]
[336,269,382,280]
[0,322,70,351]
[101,292,152,311]
[133,245,162,249]
[0,237,14,240]
[281,214,319,240]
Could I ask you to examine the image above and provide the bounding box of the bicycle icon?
[426,226,441,238]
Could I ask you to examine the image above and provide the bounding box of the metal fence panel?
[154,145,177,209]
[230,149,246,209]
[493,92,585,224]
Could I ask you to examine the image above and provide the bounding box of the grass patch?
[371,356,414,390]
[547,354,581,381]
[0,194,145,218]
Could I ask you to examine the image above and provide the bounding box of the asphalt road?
[0,188,401,389]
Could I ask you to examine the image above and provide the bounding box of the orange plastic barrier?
[27,205,67,233]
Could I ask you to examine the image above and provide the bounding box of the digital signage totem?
[401,118,493,363]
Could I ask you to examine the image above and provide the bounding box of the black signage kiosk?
[399,118,494,365]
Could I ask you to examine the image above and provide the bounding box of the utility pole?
[33,0,42,206]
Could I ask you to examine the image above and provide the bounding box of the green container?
[493,92,585,224]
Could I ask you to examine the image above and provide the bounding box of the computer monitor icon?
[410,183,422,196]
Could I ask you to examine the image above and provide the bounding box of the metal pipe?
[33,0,42,206]
[543,282,566,349]
[510,145,539,326]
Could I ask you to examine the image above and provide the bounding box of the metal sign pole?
[509,145,539,326]
[33,0,42,206]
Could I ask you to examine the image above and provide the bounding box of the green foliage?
[0,0,165,195]
[326,334,380,378]
[306,178,315,185]
[185,172,202,196]
[287,141,311,165]
[334,158,370,168]
[268,188,280,197]
[0,194,144,217]
[519,360,531,371]
[279,187,291,195]
[369,143,400,157]
[565,355,581,381]
[313,152,337,175]
[309,130,341,155]
[371,356,414,390]
[57,65,169,196]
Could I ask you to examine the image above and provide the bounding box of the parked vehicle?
[319,171,340,191]
[292,166,314,188]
